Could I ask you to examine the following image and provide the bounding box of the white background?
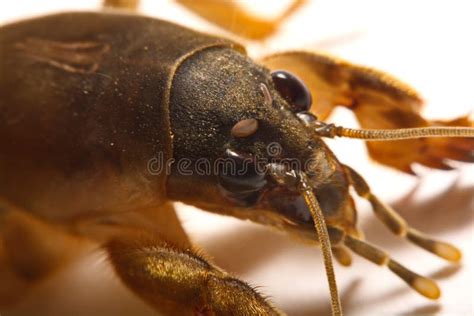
[1,1,473,315]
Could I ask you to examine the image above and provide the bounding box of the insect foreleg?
[106,231,283,316]
[175,0,306,40]
[261,51,474,174]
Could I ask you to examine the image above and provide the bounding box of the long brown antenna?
[298,172,342,316]
[311,122,474,141]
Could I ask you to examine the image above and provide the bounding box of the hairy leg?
[75,201,282,315]
[106,231,282,316]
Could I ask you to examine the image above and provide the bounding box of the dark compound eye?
[271,70,312,112]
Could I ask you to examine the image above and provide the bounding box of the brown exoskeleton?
[1,3,473,316]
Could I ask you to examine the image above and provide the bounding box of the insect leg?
[106,231,283,316]
[0,198,87,305]
[343,165,462,262]
[175,0,306,40]
[261,51,473,174]
[341,232,441,299]
[103,0,139,10]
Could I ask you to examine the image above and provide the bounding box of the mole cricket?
[0,1,473,315]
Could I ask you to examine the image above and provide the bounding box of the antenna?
[298,172,342,316]
[311,121,474,141]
